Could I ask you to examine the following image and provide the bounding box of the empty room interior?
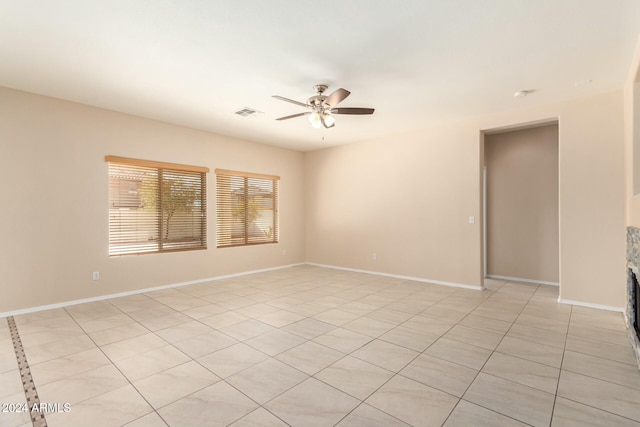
[4,1,640,426]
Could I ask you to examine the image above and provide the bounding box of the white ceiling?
[1,1,640,152]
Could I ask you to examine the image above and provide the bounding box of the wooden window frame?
[106,156,208,256]
[215,169,279,248]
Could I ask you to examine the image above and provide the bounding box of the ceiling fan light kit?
[322,114,335,127]
[309,111,322,128]
[273,84,374,129]
[309,112,335,128]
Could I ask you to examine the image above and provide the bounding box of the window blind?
[215,169,279,248]
[106,156,208,256]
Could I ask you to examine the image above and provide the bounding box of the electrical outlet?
[282,249,287,256]
[372,253,377,260]
[92,272,100,281]
[468,216,475,224]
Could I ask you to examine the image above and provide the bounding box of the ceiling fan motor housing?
[309,84,329,109]
[308,95,327,109]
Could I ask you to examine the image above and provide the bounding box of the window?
[106,156,208,256]
[216,169,279,247]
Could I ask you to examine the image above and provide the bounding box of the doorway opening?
[481,121,560,287]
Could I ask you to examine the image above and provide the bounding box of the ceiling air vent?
[234,107,260,117]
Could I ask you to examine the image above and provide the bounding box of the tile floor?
[1,265,640,426]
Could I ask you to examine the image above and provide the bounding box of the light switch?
[468,216,475,224]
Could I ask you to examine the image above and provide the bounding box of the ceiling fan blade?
[272,95,308,108]
[331,107,375,115]
[275,112,309,121]
[325,88,350,107]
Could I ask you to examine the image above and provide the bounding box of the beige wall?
[485,125,559,283]
[0,87,305,313]
[632,84,640,197]
[305,123,484,288]
[626,33,640,227]
[554,93,625,308]
[0,86,627,313]
[306,91,626,308]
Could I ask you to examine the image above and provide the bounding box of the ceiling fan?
[273,84,374,129]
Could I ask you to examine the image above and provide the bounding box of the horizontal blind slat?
[108,158,207,256]
[216,170,278,248]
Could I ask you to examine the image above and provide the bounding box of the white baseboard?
[486,274,559,287]
[306,263,484,291]
[18,262,620,319]
[557,298,624,313]
[0,263,305,319]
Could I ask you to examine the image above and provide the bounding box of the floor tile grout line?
[466,370,556,396]
[97,282,343,425]
[424,283,534,422]
[549,304,572,426]
[208,315,376,424]
[66,297,271,423]
[508,321,570,338]
[330,283,494,426]
[98,289,277,376]
[330,401,404,427]
[91,323,281,427]
[560,344,639,368]
[553,395,640,424]
[501,302,640,391]
[446,398,537,427]
[253,280,468,426]
[439,282,545,426]
[103,281,370,420]
[62,305,172,426]
[6,316,48,427]
[11,278,476,424]
[120,280,372,426]
[394,282,520,424]
[372,280,524,425]
[12,269,640,426]
[187,278,453,369]
[558,361,640,390]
